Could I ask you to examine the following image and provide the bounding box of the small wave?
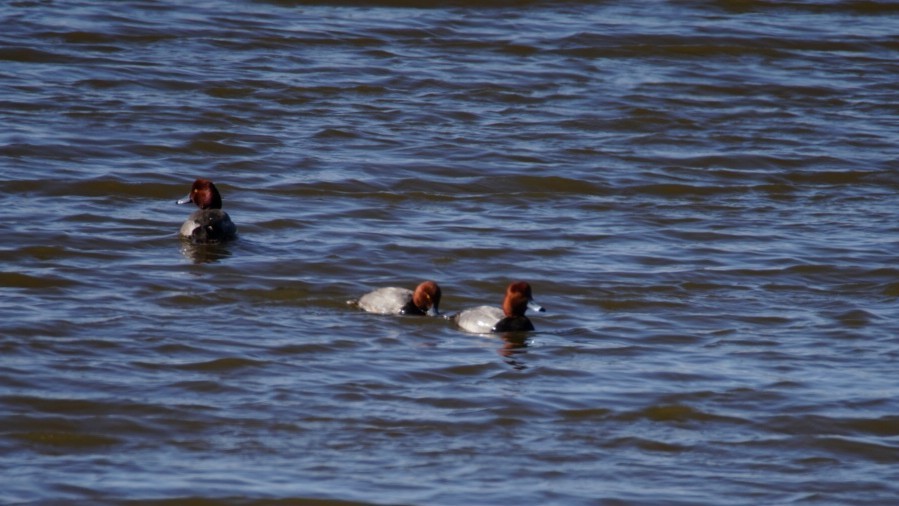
[313,128,362,139]
[12,431,121,449]
[808,436,899,464]
[0,46,78,63]
[707,0,899,15]
[0,271,78,290]
[767,414,899,439]
[558,407,613,421]
[607,436,690,453]
[261,0,563,8]
[619,403,748,425]
[125,498,379,506]
[182,139,259,156]
[174,357,271,372]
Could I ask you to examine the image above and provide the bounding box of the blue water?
[1,1,898,504]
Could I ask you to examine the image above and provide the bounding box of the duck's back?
[356,287,413,315]
[453,305,504,334]
[181,209,237,243]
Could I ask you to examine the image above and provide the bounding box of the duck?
[453,281,544,333]
[176,178,237,243]
[349,280,442,316]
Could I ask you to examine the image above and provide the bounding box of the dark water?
[2,0,899,504]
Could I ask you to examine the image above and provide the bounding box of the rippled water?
[2,0,899,504]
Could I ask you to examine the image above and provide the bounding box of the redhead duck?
[453,281,544,333]
[176,178,237,243]
[349,280,442,316]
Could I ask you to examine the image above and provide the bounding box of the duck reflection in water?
[497,332,530,370]
[179,240,232,264]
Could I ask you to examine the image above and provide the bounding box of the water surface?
[1,1,898,504]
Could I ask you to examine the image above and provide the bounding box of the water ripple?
[1,0,898,504]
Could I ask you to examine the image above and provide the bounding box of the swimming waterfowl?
[453,281,544,333]
[176,178,237,243]
[350,280,442,316]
